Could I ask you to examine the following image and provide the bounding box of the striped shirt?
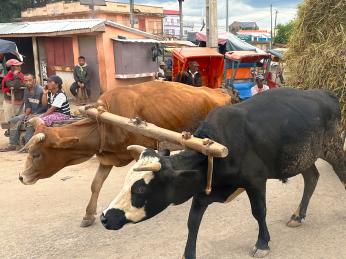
[48,90,70,115]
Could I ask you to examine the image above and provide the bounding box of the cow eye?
[32,153,40,159]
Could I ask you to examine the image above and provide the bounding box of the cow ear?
[127,145,146,161]
[52,137,79,149]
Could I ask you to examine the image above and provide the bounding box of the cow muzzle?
[18,171,38,185]
[100,208,129,230]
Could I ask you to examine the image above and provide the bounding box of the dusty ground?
[0,130,345,259]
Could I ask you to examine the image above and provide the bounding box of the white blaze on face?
[103,155,159,222]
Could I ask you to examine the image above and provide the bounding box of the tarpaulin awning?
[267,49,286,60]
[194,31,265,53]
[225,51,271,62]
[0,39,23,61]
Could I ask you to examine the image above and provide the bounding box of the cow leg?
[182,197,208,259]
[324,141,346,191]
[246,183,271,258]
[182,187,241,259]
[287,165,319,227]
[80,164,113,227]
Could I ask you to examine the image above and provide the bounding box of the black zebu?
[101,88,346,258]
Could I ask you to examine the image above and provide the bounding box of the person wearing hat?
[177,61,202,87]
[0,73,47,152]
[37,75,71,127]
[251,74,270,96]
[1,59,25,122]
[156,61,166,80]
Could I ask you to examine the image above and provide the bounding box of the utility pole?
[226,0,229,32]
[178,0,184,40]
[274,9,278,41]
[90,0,95,18]
[270,4,273,48]
[206,0,218,49]
[129,0,134,28]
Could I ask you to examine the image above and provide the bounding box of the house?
[163,10,194,39]
[236,30,271,50]
[229,21,258,34]
[0,19,161,100]
[21,0,164,36]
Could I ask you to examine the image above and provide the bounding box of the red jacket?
[1,70,24,95]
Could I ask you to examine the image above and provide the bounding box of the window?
[114,41,157,77]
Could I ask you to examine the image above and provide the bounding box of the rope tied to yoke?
[85,102,107,154]
[181,132,215,195]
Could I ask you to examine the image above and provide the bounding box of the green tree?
[274,20,295,44]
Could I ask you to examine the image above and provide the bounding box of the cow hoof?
[287,219,302,228]
[251,246,270,258]
[80,217,95,227]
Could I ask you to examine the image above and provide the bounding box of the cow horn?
[28,117,44,128]
[133,162,161,172]
[127,145,147,161]
[18,133,45,152]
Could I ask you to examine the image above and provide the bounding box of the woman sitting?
[39,75,71,126]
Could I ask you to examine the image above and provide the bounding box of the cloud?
[115,0,300,30]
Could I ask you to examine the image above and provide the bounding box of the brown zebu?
[18,81,232,227]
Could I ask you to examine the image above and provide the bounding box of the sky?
[116,0,302,31]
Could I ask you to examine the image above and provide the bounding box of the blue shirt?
[24,85,47,114]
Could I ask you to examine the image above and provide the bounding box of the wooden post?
[32,37,40,83]
[79,106,229,158]
[206,0,218,49]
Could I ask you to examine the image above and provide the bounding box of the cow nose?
[19,175,24,183]
[100,213,107,225]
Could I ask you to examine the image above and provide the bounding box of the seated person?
[70,56,91,99]
[38,75,70,126]
[0,74,47,151]
[155,61,166,80]
[251,74,270,96]
[1,59,25,121]
[176,61,202,87]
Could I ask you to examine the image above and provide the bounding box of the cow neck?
[58,119,99,152]
[171,149,208,193]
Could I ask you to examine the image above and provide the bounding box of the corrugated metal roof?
[0,19,106,36]
[112,38,159,43]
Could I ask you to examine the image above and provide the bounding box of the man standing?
[1,59,25,122]
[70,56,91,99]
[0,74,46,151]
[251,74,270,96]
[177,61,202,87]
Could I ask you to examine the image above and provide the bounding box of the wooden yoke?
[79,106,229,194]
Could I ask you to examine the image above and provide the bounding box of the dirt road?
[0,131,345,259]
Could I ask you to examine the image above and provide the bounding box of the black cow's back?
[195,88,341,182]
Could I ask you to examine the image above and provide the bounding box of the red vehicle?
[172,47,224,89]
